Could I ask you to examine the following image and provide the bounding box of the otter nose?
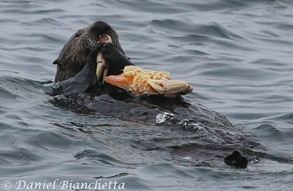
[91,21,111,34]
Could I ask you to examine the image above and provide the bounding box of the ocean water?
[0,0,293,190]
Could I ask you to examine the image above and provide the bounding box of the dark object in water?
[224,151,248,168]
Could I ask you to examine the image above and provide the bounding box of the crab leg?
[96,34,112,83]
[148,79,193,95]
[96,52,105,82]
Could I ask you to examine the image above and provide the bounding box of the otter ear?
[75,29,84,37]
[53,58,62,65]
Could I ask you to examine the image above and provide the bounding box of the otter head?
[54,21,124,82]
[85,21,124,54]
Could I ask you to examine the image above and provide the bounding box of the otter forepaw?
[101,44,124,63]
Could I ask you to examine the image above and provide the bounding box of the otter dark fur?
[53,21,125,82]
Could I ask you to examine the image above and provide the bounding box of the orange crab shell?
[105,66,193,96]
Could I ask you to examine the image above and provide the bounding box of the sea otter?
[52,21,249,168]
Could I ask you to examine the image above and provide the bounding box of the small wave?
[0,76,52,114]
[150,19,245,41]
[112,0,184,14]
[30,131,76,151]
[75,150,141,167]
[271,113,293,124]
[21,17,65,27]
[0,148,42,165]
[254,123,284,139]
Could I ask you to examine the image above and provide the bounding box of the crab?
[105,65,193,96]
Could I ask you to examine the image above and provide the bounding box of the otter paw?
[101,44,124,64]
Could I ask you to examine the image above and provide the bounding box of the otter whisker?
[84,37,97,50]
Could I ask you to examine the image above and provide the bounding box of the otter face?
[54,21,124,82]
[86,21,124,54]
[85,21,112,49]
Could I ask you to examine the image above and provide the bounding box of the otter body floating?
[105,66,193,97]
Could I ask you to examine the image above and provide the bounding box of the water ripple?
[0,0,293,190]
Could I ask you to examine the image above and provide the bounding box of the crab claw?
[96,34,112,83]
[148,79,193,96]
[104,74,132,91]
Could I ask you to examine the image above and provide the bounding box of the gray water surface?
[0,0,293,190]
